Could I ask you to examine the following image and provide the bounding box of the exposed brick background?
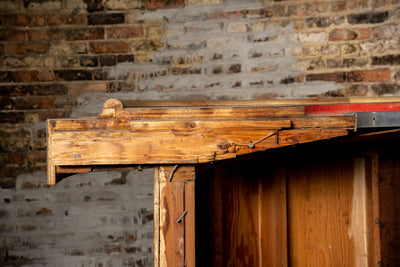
[1,0,400,265]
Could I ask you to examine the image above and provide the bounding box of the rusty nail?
[176,209,187,223]
[168,165,179,182]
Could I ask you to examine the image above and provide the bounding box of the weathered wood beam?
[154,166,195,267]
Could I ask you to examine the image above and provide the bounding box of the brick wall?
[1,0,400,265]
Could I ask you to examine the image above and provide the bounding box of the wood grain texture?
[48,128,349,166]
[287,156,374,266]
[119,97,400,108]
[156,166,195,267]
[260,163,288,267]
[291,115,356,129]
[116,106,305,120]
[130,119,292,132]
[378,151,400,266]
[47,119,56,185]
[195,160,289,267]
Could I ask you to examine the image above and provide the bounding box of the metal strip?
[357,111,400,128]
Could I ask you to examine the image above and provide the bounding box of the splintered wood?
[47,98,356,184]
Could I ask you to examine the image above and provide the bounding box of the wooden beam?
[119,97,400,108]
[116,106,304,120]
[48,128,349,166]
[155,166,195,267]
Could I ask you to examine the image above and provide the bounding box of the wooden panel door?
[287,155,380,266]
[195,160,288,267]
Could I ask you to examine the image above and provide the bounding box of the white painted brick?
[297,32,327,43]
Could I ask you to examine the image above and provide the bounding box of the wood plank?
[157,166,196,183]
[366,154,382,267]
[221,163,260,266]
[51,119,130,131]
[260,162,288,266]
[185,181,195,267]
[56,166,92,174]
[47,119,56,185]
[352,158,368,267]
[159,182,185,266]
[49,128,349,166]
[291,115,356,129]
[154,168,160,267]
[130,119,292,132]
[378,151,400,266]
[116,106,305,120]
[156,166,195,267]
[119,97,400,108]
[287,157,362,266]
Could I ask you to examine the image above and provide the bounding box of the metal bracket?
[357,111,400,128]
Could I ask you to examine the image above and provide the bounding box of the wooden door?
[287,155,380,266]
[194,150,380,266]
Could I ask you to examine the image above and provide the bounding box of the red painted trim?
[305,103,400,115]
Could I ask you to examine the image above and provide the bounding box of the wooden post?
[154,165,196,267]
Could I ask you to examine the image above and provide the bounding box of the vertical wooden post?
[47,119,56,185]
[154,165,196,267]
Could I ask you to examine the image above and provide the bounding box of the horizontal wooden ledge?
[115,106,305,120]
[49,115,355,132]
[48,128,349,166]
[116,97,400,108]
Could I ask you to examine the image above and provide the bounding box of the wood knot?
[218,142,231,151]
[184,121,196,129]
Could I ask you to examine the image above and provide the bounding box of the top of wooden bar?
[47,97,400,184]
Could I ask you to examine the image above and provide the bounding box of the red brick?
[0,72,13,82]
[106,26,144,39]
[12,70,55,82]
[46,14,86,25]
[3,14,45,27]
[0,111,25,123]
[89,41,129,53]
[146,0,184,10]
[65,28,104,41]
[38,110,67,121]
[6,43,48,55]
[329,29,357,41]
[27,29,64,41]
[68,43,88,54]
[27,29,49,41]
[354,28,370,40]
[13,97,54,109]
[348,69,390,82]
[88,13,124,25]
[306,72,347,82]
[54,69,93,81]
[7,153,26,165]
[329,28,370,41]
[331,1,347,12]
[0,30,26,42]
